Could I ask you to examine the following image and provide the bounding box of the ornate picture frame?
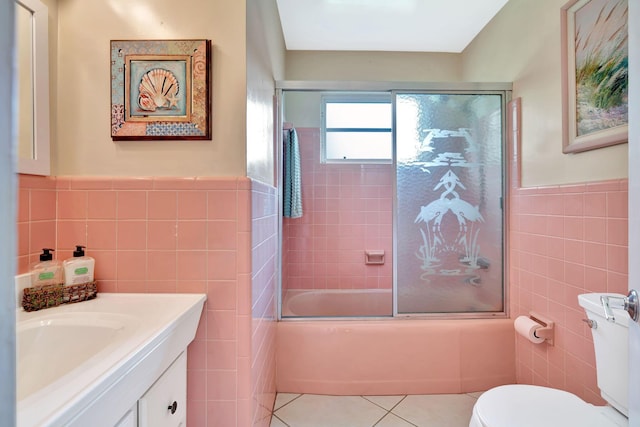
[111,39,211,140]
[561,0,628,153]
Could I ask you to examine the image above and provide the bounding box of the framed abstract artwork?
[110,39,211,140]
[561,0,628,153]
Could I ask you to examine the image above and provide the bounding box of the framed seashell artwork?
[110,39,211,140]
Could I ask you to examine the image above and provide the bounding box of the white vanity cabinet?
[138,351,187,427]
[16,293,205,427]
[112,351,187,427]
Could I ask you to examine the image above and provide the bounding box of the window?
[322,94,392,162]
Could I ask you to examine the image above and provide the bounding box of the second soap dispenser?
[63,245,95,286]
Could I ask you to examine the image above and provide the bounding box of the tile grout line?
[359,395,392,427]
[388,395,408,412]
[272,393,304,413]
[269,393,303,427]
[272,393,480,427]
[363,395,420,427]
[361,394,408,412]
[271,413,291,427]
[377,395,422,427]
[370,411,390,427]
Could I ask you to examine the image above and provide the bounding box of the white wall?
[55,0,247,176]
[246,0,286,186]
[282,91,322,128]
[462,0,628,187]
[284,0,628,187]
[281,51,464,149]
[40,0,630,186]
[286,50,462,82]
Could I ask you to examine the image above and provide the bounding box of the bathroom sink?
[16,293,206,427]
[17,312,137,400]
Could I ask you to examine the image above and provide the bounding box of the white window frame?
[321,93,392,164]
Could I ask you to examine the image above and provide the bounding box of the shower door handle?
[600,289,639,323]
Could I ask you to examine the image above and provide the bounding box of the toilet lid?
[473,385,626,427]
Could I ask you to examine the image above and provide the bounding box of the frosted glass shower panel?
[395,94,504,314]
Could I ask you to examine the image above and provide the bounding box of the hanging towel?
[283,128,303,218]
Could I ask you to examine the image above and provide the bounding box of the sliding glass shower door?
[394,93,505,315]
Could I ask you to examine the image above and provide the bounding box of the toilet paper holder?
[529,312,554,346]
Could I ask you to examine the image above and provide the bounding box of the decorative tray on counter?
[22,281,98,312]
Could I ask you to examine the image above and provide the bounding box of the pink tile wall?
[250,181,277,427]
[283,128,393,290]
[17,175,57,273]
[16,174,276,427]
[18,165,625,419]
[510,179,628,405]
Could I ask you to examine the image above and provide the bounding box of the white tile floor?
[270,392,482,427]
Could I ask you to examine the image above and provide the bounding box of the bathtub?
[276,290,516,395]
[282,289,392,317]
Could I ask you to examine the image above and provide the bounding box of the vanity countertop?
[17,293,206,427]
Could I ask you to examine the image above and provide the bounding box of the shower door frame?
[275,81,512,320]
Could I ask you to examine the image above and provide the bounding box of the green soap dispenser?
[30,248,63,287]
[63,245,95,286]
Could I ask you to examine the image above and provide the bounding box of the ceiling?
[275,0,509,53]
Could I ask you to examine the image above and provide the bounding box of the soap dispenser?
[30,248,63,288]
[63,245,95,286]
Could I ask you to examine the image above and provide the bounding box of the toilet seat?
[470,385,628,427]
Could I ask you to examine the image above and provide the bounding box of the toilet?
[469,293,629,427]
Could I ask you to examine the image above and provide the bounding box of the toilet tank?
[578,293,629,417]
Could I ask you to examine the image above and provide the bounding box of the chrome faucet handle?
[600,290,639,323]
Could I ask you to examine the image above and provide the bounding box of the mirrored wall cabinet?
[15,0,50,176]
